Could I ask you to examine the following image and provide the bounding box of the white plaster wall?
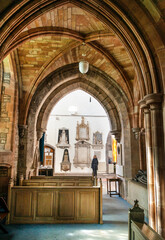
[46,90,111,174]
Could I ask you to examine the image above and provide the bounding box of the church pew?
[9,185,102,224]
[128,199,163,240]
[22,176,94,187]
[131,221,164,240]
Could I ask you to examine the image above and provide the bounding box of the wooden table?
[107,177,121,197]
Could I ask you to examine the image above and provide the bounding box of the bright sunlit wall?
[46,90,111,174]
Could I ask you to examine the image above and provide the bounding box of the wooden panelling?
[15,191,32,217]
[57,191,74,219]
[43,183,58,186]
[36,191,54,218]
[77,190,97,220]
[23,176,94,187]
[10,186,101,224]
[60,182,75,186]
[78,182,92,186]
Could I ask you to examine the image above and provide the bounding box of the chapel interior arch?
[21,64,136,198]
[0,0,165,237]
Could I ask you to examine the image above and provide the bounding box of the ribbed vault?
[0,0,163,106]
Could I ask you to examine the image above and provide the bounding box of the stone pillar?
[33,128,45,175]
[139,100,156,230]
[139,128,146,171]
[144,93,164,236]
[6,178,14,224]
[18,125,28,180]
[131,128,141,177]
[19,173,24,186]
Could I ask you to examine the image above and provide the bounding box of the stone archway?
[23,65,133,198]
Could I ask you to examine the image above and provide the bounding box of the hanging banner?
[40,132,45,163]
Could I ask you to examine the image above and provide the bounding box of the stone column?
[6,178,14,224]
[131,128,141,177]
[139,128,146,171]
[19,173,24,186]
[139,100,156,230]
[18,125,28,180]
[33,128,45,175]
[144,93,164,236]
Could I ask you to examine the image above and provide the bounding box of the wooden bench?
[131,221,164,240]
[128,199,163,240]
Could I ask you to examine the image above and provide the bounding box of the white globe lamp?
[79,60,89,74]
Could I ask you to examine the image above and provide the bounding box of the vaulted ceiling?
[0,0,164,126]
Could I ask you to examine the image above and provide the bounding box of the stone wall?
[0,56,19,180]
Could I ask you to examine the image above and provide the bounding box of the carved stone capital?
[37,128,46,141]
[139,93,163,111]
[110,130,121,142]
[144,93,163,105]
[132,127,141,140]
[149,102,162,111]
[138,99,147,109]
[143,107,150,114]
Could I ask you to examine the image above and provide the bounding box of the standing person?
[91,155,99,177]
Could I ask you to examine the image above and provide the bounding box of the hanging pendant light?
[79,61,89,74]
[79,42,89,74]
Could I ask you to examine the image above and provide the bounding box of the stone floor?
[0,179,132,240]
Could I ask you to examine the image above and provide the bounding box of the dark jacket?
[91,158,98,170]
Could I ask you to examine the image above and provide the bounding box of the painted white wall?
[46,90,111,174]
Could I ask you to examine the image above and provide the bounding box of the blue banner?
[39,132,45,163]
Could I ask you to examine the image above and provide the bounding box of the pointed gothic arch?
[21,64,134,199]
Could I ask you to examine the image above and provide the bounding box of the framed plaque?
[73,141,91,169]
[56,128,70,148]
[92,131,103,149]
[76,117,89,141]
